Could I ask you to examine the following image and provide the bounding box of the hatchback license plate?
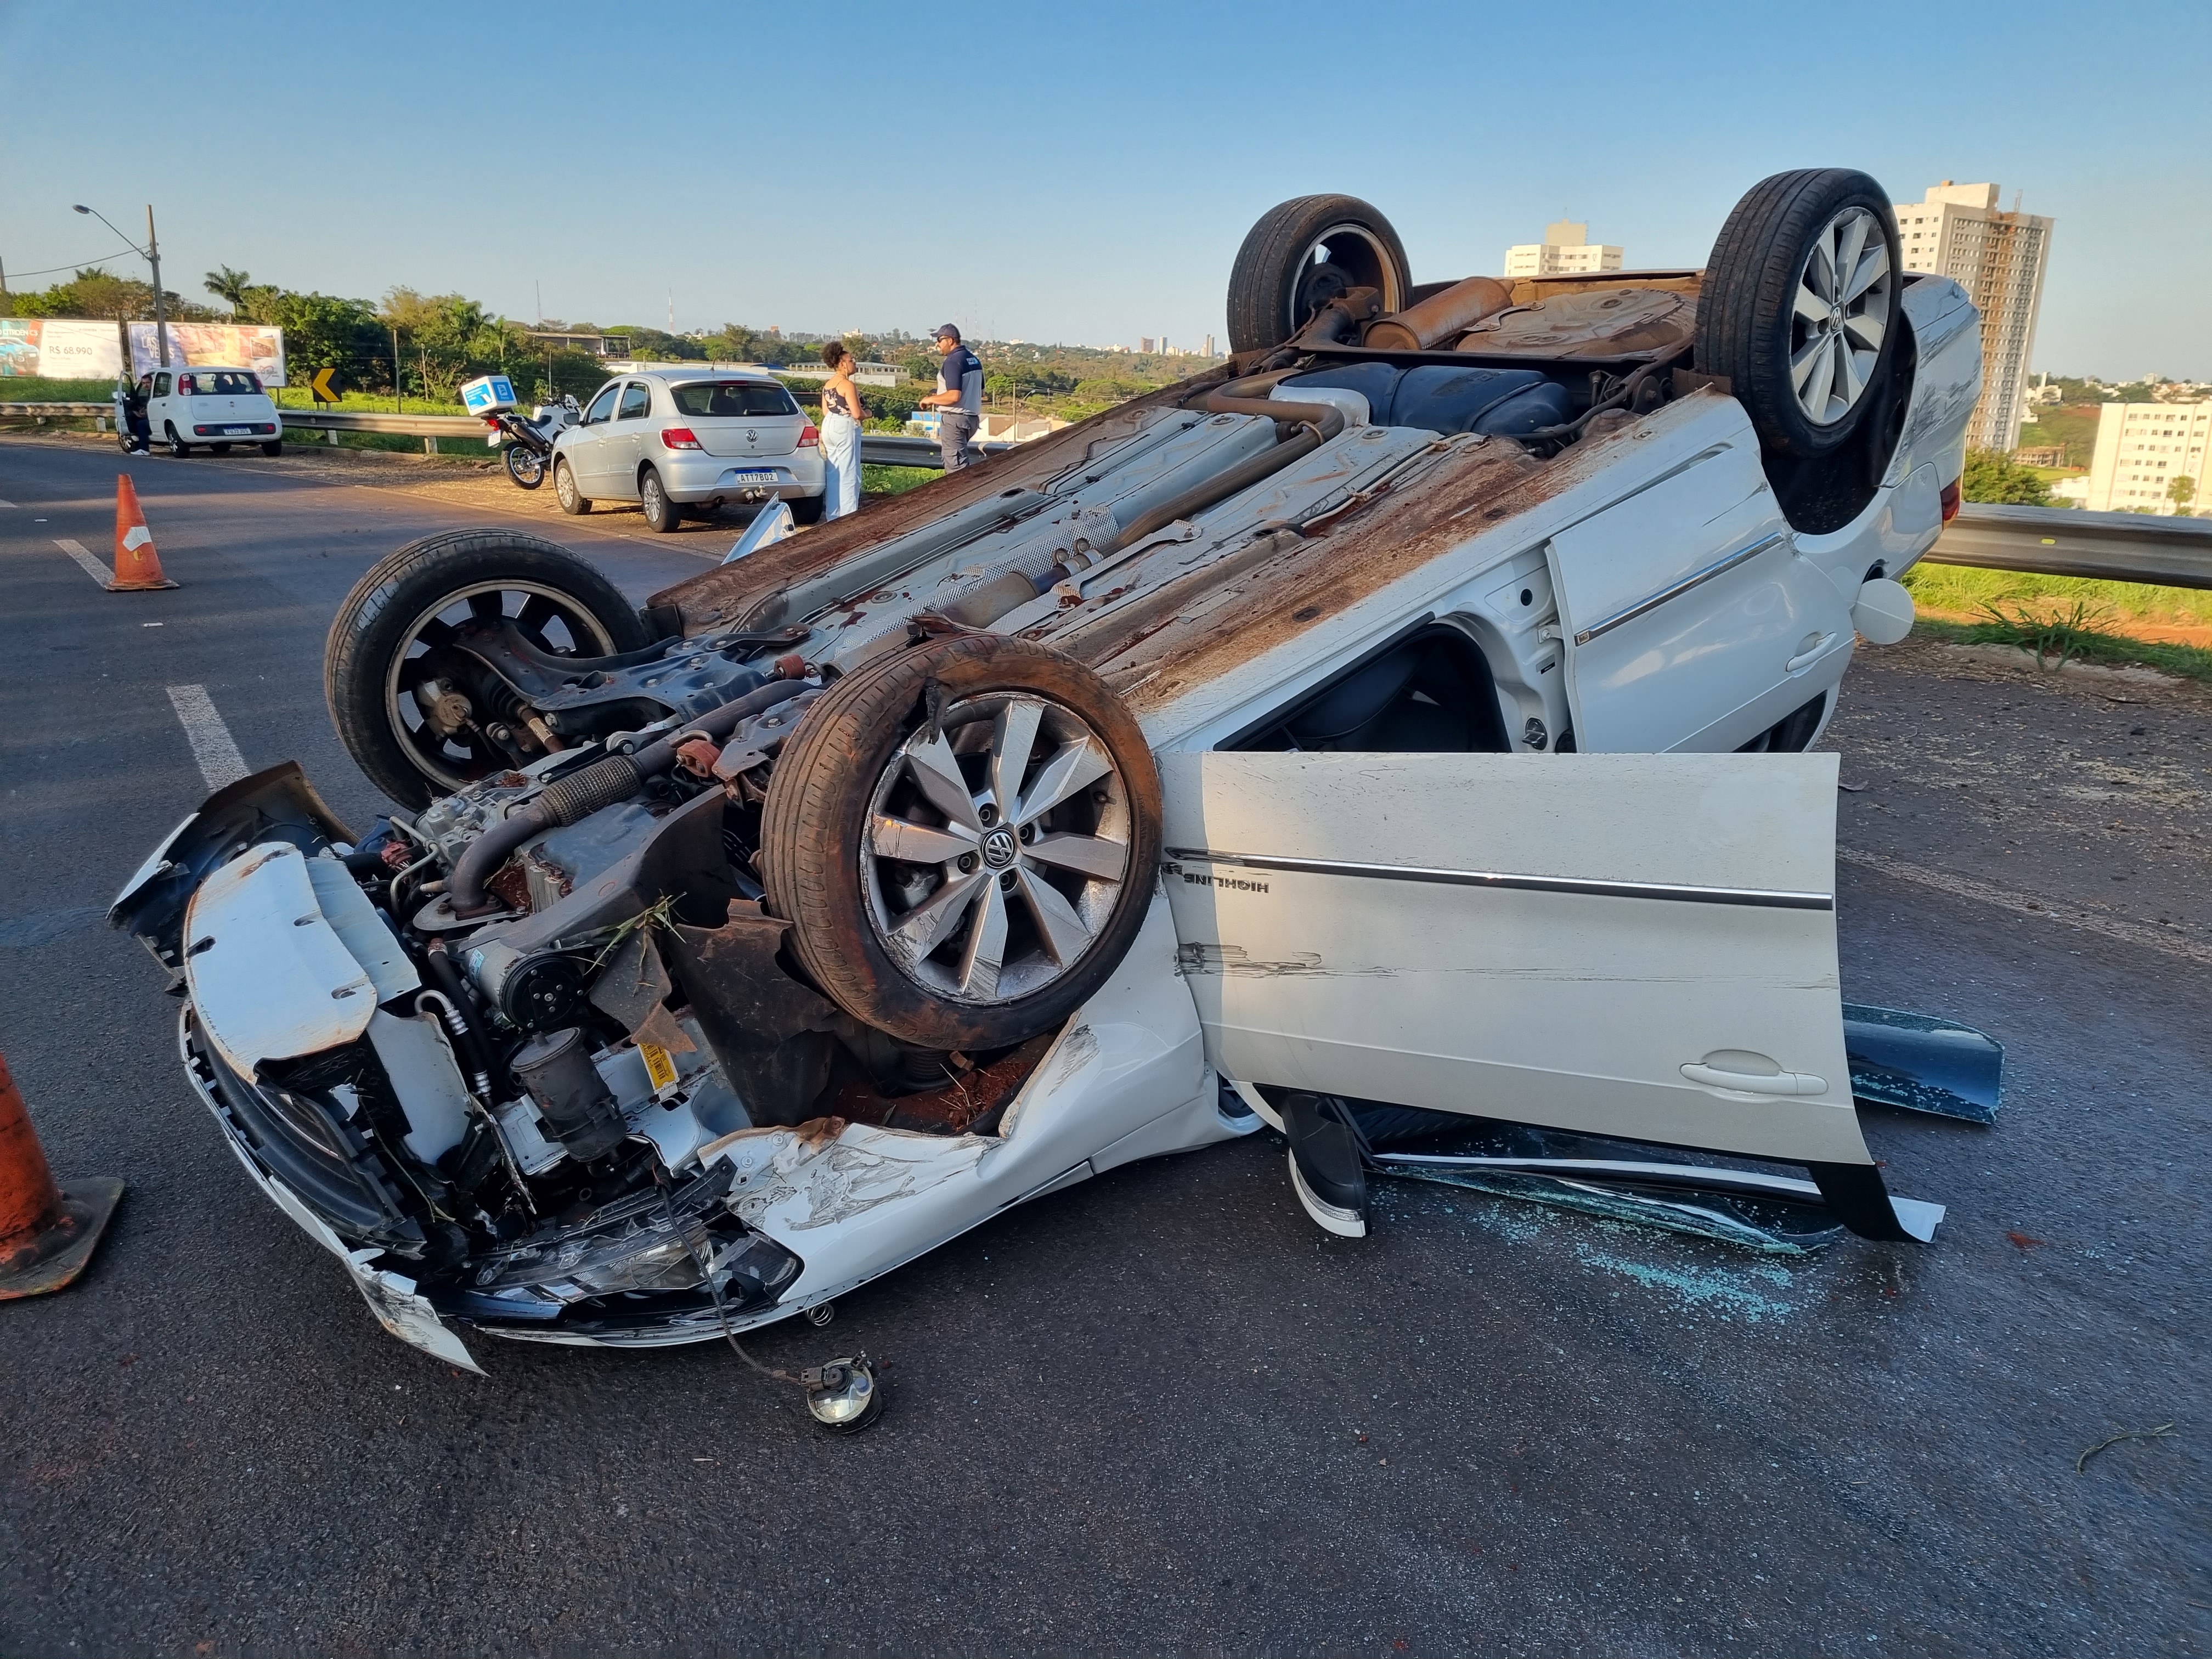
[730,470,778,484]
[223,426,251,435]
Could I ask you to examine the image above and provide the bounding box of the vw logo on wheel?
[980,827,1019,868]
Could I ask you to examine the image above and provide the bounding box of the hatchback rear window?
[670,381,798,419]
[179,371,262,395]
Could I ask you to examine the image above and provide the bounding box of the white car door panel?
[1545,421,1854,753]
[567,382,622,490]
[1158,750,1870,1168]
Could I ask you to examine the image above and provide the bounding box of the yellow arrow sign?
[309,367,341,404]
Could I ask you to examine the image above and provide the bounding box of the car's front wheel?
[1695,169,1904,460]
[261,439,283,458]
[325,528,651,808]
[211,443,232,455]
[554,458,590,515]
[639,466,682,532]
[789,492,827,525]
[760,634,1162,1052]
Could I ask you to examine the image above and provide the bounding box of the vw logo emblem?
[746,428,758,442]
[981,828,1019,868]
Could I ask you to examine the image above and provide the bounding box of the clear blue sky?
[4,0,2207,376]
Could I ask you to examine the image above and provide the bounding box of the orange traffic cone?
[0,1048,123,1300]
[109,473,177,591]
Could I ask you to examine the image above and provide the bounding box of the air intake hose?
[448,677,809,916]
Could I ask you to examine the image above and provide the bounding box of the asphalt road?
[2,434,2205,1658]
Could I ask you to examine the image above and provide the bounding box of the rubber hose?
[448,677,810,915]
[422,941,503,1098]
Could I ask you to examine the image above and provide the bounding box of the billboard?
[0,317,285,385]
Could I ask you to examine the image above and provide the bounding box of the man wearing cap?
[920,324,984,471]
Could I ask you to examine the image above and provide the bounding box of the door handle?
[1785,634,1837,673]
[1680,1063,1828,1096]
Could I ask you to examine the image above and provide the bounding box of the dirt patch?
[1823,635,2212,947]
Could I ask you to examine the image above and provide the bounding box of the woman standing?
[817,342,864,521]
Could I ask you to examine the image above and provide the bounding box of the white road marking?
[166,685,251,791]
[1836,847,2211,968]
[0,498,17,508]
[54,538,111,585]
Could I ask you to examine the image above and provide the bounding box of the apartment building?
[2085,399,2210,515]
[1503,221,1624,278]
[1892,182,2054,453]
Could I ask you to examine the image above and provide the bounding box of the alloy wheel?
[862,693,1132,1005]
[1789,206,1894,428]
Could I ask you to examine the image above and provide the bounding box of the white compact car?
[550,368,828,533]
[111,170,2000,1413]
[141,365,283,457]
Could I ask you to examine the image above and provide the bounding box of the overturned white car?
[112,170,2001,1413]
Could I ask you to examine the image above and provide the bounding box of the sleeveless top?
[824,383,856,420]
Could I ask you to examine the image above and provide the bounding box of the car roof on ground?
[631,366,783,383]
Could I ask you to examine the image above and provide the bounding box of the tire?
[760,634,1163,1051]
[789,493,827,526]
[504,445,546,489]
[554,458,590,515]
[166,425,190,458]
[1695,169,1904,459]
[1226,195,1411,354]
[325,528,651,808]
[639,467,683,532]
[211,443,232,455]
[261,440,283,458]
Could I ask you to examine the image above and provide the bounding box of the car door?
[602,379,656,500]
[565,381,622,490]
[1158,748,1872,1170]
[1542,404,1855,753]
[149,370,173,435]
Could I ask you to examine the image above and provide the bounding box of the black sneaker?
[1282,1092,1368,1238]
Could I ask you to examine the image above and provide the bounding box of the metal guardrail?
[1926,504,2212,591]
[0,402,1000,466]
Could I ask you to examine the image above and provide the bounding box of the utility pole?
[392,323,403,414]
[145,205,168,367]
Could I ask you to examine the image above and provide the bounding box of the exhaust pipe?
[1361,274,1515,351]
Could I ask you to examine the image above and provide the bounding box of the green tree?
[1960,448,2052,506]
[2169,475,2197,511]
[7,267,214,321]
[204,266,254,314]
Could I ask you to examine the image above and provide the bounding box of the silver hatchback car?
[551,367,828,533]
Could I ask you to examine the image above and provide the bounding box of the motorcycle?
[483,396,579,489]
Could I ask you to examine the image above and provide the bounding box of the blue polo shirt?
[936,345,983,416]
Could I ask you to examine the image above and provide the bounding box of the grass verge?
[1914,616,2212,684]
[861,464,938,497]
[1905,561,2212,631]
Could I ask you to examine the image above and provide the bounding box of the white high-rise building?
[1503,221,1624,278]
[1891,182,2054,453]
[2085,400,2211,515]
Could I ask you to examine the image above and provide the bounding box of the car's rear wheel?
[326,528,651,808]
[166,425,190,458]
[759,634,1162,1051]
[1696,170,1903,460]
[504,445,545,489]
[261,440,283,457]
[789,492,827,525]
[1227,195,1412,354]
[640,466,683,532]
[554,458,590,515]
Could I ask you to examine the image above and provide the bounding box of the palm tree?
[204,266,253,315]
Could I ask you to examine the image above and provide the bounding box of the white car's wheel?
[1696,169,1904,460]
[760,634,1161,1051]
[1226,195,1412,353]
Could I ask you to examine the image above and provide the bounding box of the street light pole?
[145,205,168,368]
[71,202,169,368]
